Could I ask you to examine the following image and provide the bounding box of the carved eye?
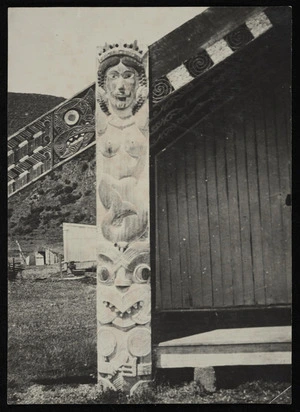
[64,109,80,126]
[97,266,113,284]
[133,264,151,284]
[107,72,119,80]
[123,71,135,79]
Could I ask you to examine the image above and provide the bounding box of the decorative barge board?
[150,7,290,154]
[8,84,96,198]
[96,42,151,393]
[150,7,271,105]
[155,326,292,368]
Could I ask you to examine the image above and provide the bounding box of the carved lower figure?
[97,241,151,390]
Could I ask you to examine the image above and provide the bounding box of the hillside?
[8,93,96,256]
[8,92,66,136]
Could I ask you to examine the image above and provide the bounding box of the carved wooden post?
[96,41,150,393]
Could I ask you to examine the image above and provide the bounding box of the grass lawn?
[7,271,292,404]
[8,274,97,389]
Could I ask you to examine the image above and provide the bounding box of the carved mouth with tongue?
[116,95,127,102]
[98,284,150,328]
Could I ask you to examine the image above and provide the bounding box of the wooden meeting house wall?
[155,78,291,312]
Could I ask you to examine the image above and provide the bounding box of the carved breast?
[98,124,147,180]
[99,136,120,158]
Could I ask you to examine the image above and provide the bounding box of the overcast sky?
[8,7,208,98]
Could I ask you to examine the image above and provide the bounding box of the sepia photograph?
[7,6,292,404]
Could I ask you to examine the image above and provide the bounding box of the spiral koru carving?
[185,50,214,78]
[224,24,254,51]
[152,76,174,104]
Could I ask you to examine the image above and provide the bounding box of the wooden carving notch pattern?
[96,41,150,393]
[7,114,53,195]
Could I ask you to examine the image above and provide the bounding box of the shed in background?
[63,222,96,268]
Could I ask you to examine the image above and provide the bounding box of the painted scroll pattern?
[8,86,96,197]
[96,41,150,392]
[224,23,254,51]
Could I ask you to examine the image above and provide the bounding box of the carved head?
[97,241,150,329]
[53,89,95,160]
[97,43,147,116]
[105,60,138,111]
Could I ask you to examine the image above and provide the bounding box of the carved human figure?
[96,42,150,392]
[96,43,149,245]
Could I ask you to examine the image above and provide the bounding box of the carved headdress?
[97,41,148,115]
[97,40,147,65]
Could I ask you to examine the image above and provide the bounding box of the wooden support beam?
[96,41,151,393]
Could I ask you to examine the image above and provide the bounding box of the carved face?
[53,88,95,160]
[105,62,138,111]
[97,242,150,329]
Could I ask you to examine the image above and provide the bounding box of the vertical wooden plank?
[203,119,223,308]
[284,84,292,304]
[175,144,193,308]
[274,82,292,303]
[213,110,234,307]
[223,109,244,306]
[164,148,184,308]
[185,137,203,307]
[232,99,255,306]
[251,90,275,305]
[263,85,288,303]
[243,95,266,305]
[194,125,213,308]
[153,159,161,310]
[155,155,162,311]
[155,154,166,309]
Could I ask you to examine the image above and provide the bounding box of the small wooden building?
[150,7,291,342]
[35,252,45,266]
[63,222,97,268]
[25,248,59,266]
